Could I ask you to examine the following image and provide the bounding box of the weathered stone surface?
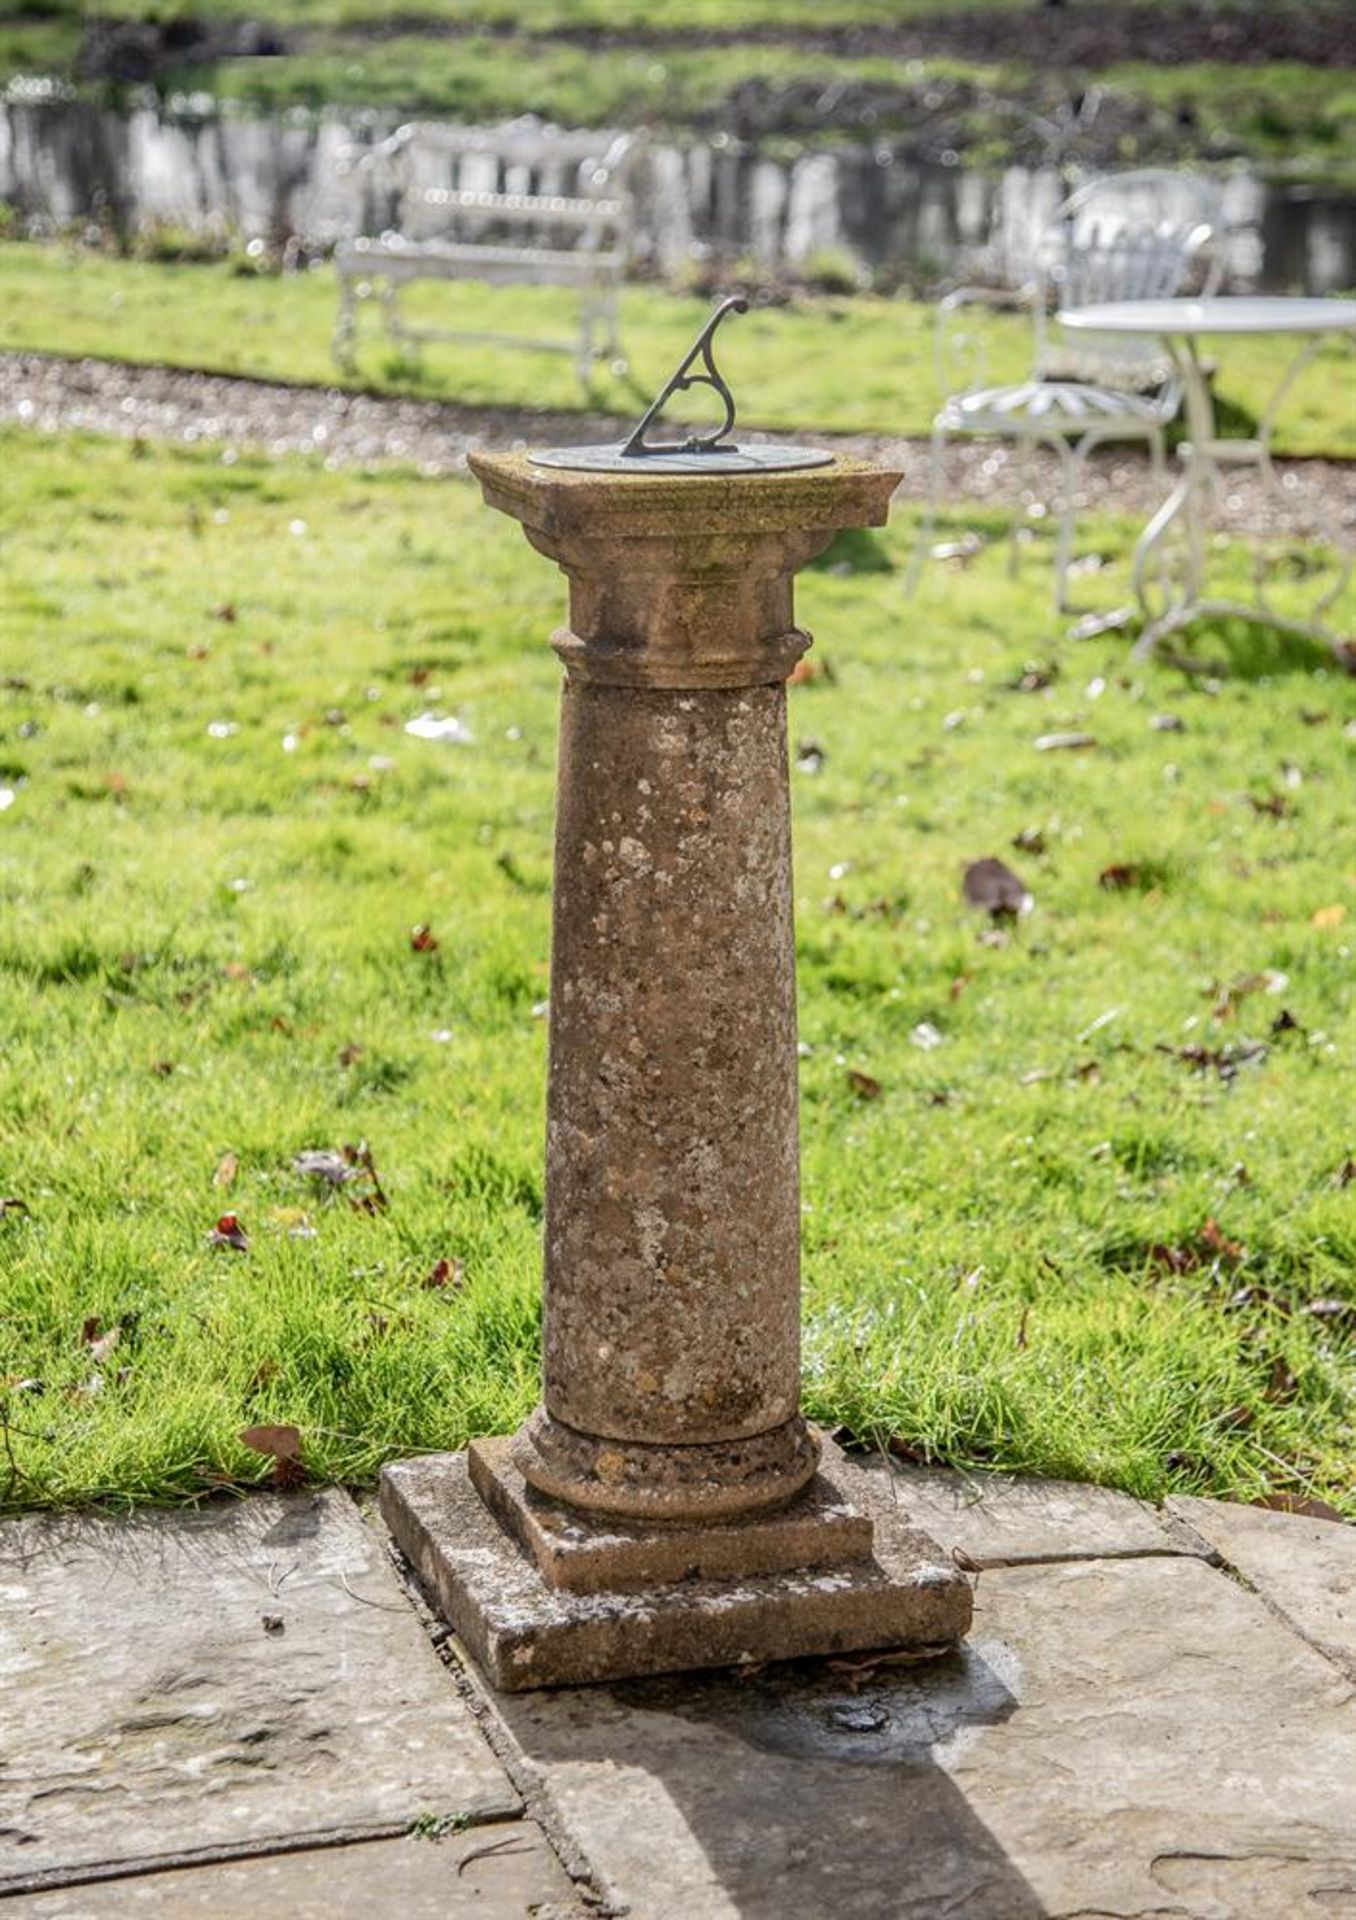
[470,1435,873,1594]
[0,1491,519,1895]
[1167,1493,1356,1679]
[485,1554,1356,1919]
[469,453,900,692]
[535,677,807,1498]
[381,1448,971,1693]
[10,1826,581,1919]
[873,1459,1196,1566]
[466,450,907,1537]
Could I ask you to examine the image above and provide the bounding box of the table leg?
[1130,338,1214,660]
[1132,331,1353,666]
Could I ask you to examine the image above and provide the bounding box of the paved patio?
[3,1460,1353,1917]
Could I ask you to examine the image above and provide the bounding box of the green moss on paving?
[1,427,1353,1515]
[3,243,1355,458]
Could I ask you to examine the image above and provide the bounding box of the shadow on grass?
[1160,610,1343,681]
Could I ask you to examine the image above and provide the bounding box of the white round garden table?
[1057,296,1356,661]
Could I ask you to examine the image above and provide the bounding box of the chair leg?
[1008,428,1035,579]
[333,274,358,374]
[904,423,950,600]
[1052,435,1080,614]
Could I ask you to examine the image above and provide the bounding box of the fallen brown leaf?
[422,1257,467,1292]
[1264,1356,1299,1404]
[1248,792,1293,820]
[847,1068,883,1101]
[1304,1298,1356,1332]
[239,1423,306,1490]
[213,1151,239,1190]
[1252,1491,1345,1523]
[82,1319,121,1365]
[962,857,1032,920]
[209,1212,249,1251]
[410,923,440,952]
[1156,1040,1267,1082]
[1199,1218,1244,1264]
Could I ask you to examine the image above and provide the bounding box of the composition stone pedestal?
[380,451,973,1690]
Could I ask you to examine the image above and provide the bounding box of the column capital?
[468,452,900,690]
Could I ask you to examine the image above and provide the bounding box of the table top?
[1058,296,1356,337]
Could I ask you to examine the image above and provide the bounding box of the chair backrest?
[1034,169,1223,388]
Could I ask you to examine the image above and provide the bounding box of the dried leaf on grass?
[294,1149,360,1187]
[1156,1040,1267,1082]
[423,1256,466,1292]
[1148,1219,1243,1275]
[1264,1356,1300,1404]
[1304,1298,1356,1332]
[1034,731,1097,753]
[847,1068,883,1101]
[239,1423,306,1490]
[81,1318,121,1364]
[209,1212,249,1251]
[962,857,1032,920]
[213,1152,238,1190]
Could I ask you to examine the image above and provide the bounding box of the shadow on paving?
[497,1642,1049,1918]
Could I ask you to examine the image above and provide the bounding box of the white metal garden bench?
[907,168,1225,611]
[332,118,635,387]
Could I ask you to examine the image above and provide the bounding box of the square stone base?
[467,1434,875,1594]
[380,1435,972,1692]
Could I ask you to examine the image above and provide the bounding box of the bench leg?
[381,281,420,365]
[602,280,624,371]
[576,287,598,390]
[333,274,359,375]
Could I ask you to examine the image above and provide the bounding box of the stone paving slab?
[1167,1493,1356,1681]
[0,1491,520,1896]
[879,1460,1198,1567]
[4,1826,582,1919]
[482,1550,1356,1918]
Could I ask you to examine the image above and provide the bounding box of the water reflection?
[2,93,1353,295]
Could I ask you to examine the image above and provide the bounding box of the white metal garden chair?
[906,169,1224,611]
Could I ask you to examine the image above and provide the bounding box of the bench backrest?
[339,117,636,248]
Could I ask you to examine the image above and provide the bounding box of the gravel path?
[5,349,1356,542]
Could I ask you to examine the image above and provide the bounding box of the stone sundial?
[381,302,972,1688]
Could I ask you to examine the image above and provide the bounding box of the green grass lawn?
[1,425,1354,1516]
[5,244,1355,458]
